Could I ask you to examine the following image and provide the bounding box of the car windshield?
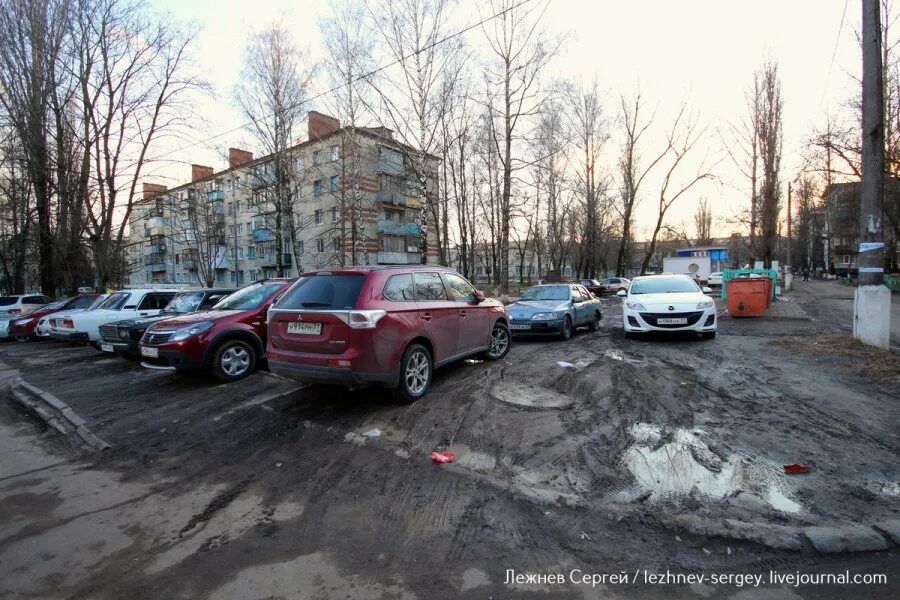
[582,280,600,286]
[163,292,205,314]
[66,295,98,309]
[629,277,699,295]
[520,285,570,301]
[96,292,129,310]
[212,283,282,310]
[85,295,108,310]
[39,302,63,312]
[0,297,17,306]
[277,275,365,310]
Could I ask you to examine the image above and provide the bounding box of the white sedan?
[708,272,723,286]
[617,275,717,339]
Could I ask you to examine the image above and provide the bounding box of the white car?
[50,289,181,344]
[0,293,54,317]
[39,294,108,338]
[708,272,723,286]
[617,274,717,339]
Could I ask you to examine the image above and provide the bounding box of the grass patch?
[771,333,900,381]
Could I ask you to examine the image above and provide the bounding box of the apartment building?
[129,111,440,287]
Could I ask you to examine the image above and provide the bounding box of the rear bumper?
[269,359,396,387]
[50,330,90,342]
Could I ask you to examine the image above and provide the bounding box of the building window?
[297,240,304,255]
[235,223,243,236]
[237,247,243,259]
[216,271,225,284]
[315,209,323,224]
[330,145,339,160]
[248,245,256,259]
[332,236,340,251]
[316,239,324,253]
[331,206,339,223]
[313,150,321,165]
[250,270,258,282]
[313,180,322,196]
[330,175,339,192]
[294,156,303,172]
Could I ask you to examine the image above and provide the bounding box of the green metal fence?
[884,274,900,292]
[720,268,778,300]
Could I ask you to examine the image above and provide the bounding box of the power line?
[154,0,536,163]
[822,0,850,107]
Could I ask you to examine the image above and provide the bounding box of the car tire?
[559,316,573,341]
[14,335,29,342]
[211,339,256,382]
[481,322,511,361]
[394,343,432,403]
[587,311,601,331]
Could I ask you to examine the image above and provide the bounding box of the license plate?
[509,324,531,330]
[657,318,688,325]
[140,346,158,358]
[100,343,114,353]
[287,322,322,335]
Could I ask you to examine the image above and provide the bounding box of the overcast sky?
[147,0,863,240]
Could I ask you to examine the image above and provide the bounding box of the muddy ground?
[0,280,898,599]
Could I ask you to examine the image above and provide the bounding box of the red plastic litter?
[430,451,455,464]
[783,464,811,474]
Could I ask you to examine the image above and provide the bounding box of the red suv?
[139,279,295,381]
[267,266,510,401]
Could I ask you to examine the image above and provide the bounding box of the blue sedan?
[506,284,602,340]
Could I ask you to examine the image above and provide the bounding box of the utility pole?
[855,0,891,349]
[785,182,793,290]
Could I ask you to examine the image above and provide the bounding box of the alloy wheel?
[405,350,430,395]
[487,325,509,358]
[220,346,251,377]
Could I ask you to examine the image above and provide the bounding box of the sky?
[146,0,863,241]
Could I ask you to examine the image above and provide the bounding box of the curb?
[670,514,900,555]
[9,378,110,451]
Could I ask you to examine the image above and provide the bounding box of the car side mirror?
[473,290,486,303]
[616,289,627,297]
[571,295,579,303]
[702,287,713,294]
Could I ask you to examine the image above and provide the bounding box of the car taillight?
[348,310,386,329]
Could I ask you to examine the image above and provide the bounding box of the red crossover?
[267,266,511,402]
[138,279,294,381]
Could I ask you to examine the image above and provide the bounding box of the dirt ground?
[0,280,898,599]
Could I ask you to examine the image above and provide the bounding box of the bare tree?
[639,106,716,274]
[694,197,714,246]
[615,90,669,276]
[480,0,556,292]
[235,22,314,276]
[756,59,783,267]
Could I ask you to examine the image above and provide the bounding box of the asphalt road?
[0,285,898,599]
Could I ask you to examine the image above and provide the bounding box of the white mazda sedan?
[617,274,717,339]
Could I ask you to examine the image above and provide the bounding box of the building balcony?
[377,251,421,265]
[376,191,423,209]
[376,158,407,176]
[143,244,165,255]
[183,259,198,271]
[144,262,166,272]
[144,208,164,219]
[377,219,421,236]
[207,190,224,202]
[253,229,273,242]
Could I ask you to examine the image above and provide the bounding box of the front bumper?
[623,308,717,333]
[139,345,205,371]
[508,318,565,335]
[50,330,90,342]
[269,359,396,387]
[99,340,138,355]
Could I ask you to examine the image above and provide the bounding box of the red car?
[138,279,294,381]
[8,294,101,341]
[267,265,510,402]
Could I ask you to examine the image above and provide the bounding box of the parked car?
[599,277,631,294]
[139,279,294,381]
[708,272,724,286]
[99,288,236,358]
[267,266,510,402]
[506,283,602,340]
[8,295,101,341]
[43,295,108,338]
[0,317,11,341]
[578,279,604,296]
[0,294,54,317]
[50,289,180,345]
[618,274,716,339]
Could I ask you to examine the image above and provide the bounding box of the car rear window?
[0,297,17,306]
[277,275,365,310]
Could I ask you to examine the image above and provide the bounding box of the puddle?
[492,381,573,409]
[622,423,802,514]
[448,444,496,472]
[603,349,653,365]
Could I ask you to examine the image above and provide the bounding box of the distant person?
[802,267,810,282]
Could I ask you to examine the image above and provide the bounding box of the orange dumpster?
[726,278,768,317]
[761,276,773,307]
